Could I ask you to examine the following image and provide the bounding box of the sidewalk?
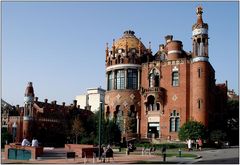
[1,147,203,164]
[1,153,159,164]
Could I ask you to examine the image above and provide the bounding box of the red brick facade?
[105,6,226,141]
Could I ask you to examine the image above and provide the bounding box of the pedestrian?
[161,146,167,162]
[31,137,39,147]
[198,137,203,151]
[21,137,30,146]
[187,139,192,151]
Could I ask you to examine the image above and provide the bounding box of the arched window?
[147,95,155,111]
[116,70,125,89]
[117,55,121,64]
[198,99,202,109]
[106,106,110,119]
[121,58,124,63]
[156,103,160,111]
[172,71,179,86]
[149,73,155,88]
[149,69,160,88]
[169,110,180,132]
[114,105,120,119]
[129,105,136,117]
[198,67,202,78]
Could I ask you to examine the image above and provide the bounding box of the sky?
[2,1,239,106]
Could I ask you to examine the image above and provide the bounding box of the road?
[193,147,239,164]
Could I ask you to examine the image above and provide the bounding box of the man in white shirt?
[31,137,39,147]
[21,137,30,146]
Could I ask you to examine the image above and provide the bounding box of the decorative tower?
[105,30,145,141]
[23,82,34,139]
[191,6,210,125]
[192,5,209,59]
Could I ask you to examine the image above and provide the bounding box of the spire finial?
[106,42,109,57]
[138,38,141,55]
[113,39,115,46]
[125,38,128,52]
[149,41,151,50]
[106,42,109,49]
[196,5,203,24]
[112,39,116,55]
[196,5,203,15]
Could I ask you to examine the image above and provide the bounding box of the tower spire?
[138,37,141,55]
[112,39,115,55]
[196,5,203,24]
[105,42,109,58]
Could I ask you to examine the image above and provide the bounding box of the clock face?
[192,28,208,36]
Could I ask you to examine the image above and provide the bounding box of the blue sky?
[2,1,239,106]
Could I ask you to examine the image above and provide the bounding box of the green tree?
[1,128,12,148]
[71,117,85,144]
[178,121,206,141]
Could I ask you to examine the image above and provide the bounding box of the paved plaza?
[1,147,239,164]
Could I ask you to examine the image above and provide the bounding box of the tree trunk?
[76,135,78,144]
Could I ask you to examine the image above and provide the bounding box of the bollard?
[178,148,182,157]
[163,153,166,162]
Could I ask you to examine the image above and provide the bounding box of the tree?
[1,128,12,148]
[71,117,85,144]
[178,121,206,141]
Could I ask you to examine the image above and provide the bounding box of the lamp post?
[98,102,103,160]
[12,122,17,143]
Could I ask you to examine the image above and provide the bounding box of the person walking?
[198,137,203,151]
[187,139,192,151]
[21,137,30,146]
[31,137,39,147]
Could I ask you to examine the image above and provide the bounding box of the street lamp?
[12,122,17,143]
[98,102,103,160]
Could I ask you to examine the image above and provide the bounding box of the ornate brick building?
[5,82,94,147]
[104,6,227,140]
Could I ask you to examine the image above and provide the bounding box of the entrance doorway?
[147,122,159,138]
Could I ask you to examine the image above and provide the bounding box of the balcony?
[140,87,164,96]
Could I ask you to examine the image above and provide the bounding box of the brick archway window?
[106,106,110,119]
[149,69,160,88]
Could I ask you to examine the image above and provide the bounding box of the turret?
[192,6,209,60]
[105,30,143,141]
[23,82,34,139]
[191,6,210,125]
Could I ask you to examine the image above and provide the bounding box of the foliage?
[71,117,85,144]
[135,142,186,149]
[210,129,227,142]
[178,121,206,141]
[103,119,121,145]
[1,128,12,148]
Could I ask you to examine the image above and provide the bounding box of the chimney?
[44,99,48,103]
[165,35,173,44]
[159,44,164,51]
[77,105,80,109]
[34,97,38,102]
[16,105,19,109]
[62,102,65,107]
[73,100,77,108]
[85,105,91,111]
[51,100,57,105]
